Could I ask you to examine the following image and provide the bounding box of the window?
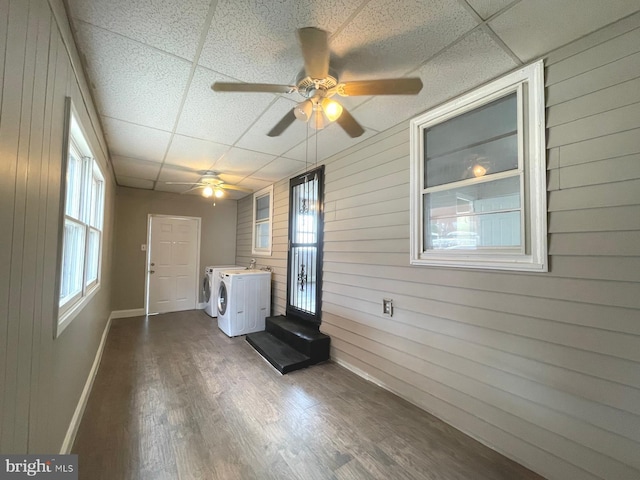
[410,60,547,271]
[58,99,105,331]
[252,185,273,256]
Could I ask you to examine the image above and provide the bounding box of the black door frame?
[286,165,324,325]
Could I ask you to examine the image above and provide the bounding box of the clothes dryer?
[217,270,271,337]
[203,265,242,317]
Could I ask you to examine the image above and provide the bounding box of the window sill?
[411,254,547,272]
[57,283,101,337]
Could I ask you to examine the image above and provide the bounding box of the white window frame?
[57,98,105,335]
[251,184,274,256]
[410,60,547,272]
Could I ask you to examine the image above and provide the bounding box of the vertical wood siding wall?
[0,0,114,453]
[236,14,640,480]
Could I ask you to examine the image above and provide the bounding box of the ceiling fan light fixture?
[294,99,313,121]
[321,97,343,122]
[202,185,214,198]
[214,188,224,198]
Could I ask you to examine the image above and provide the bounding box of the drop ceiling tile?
[74,23,191,131]
[165,135,230,172]
[176,66,276,144]
[154,182,192,194]
[112,155,161,180]
[237,178,273,191]
[157,165,202,183]
[67,0,210,60]
[198,0,363,84]
[330,0,478,82]
[353,29,518,131]
[489,0,640,61]
[212,147,277,177]
[465,0,515,20]
[101,117,171,162]
[117,176,154,189]
[235,97,310,156]
[252,157,307,182]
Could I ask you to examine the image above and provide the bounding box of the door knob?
[149,270,155,274]
[150,262,155,266]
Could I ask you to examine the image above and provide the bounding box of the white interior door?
[147,215,199,314]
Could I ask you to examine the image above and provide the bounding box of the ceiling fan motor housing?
[295,71,338,99]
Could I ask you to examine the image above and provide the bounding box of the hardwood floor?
[73,310,544,479]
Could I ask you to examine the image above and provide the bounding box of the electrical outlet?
[383,298,393,317]
[141,244,147,251]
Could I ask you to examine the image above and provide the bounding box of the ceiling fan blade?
[336,107,365,138]
[297,27,330,79]
[336,78,423,96]
[212,82,294,93]
[179,185,204,194]
[220,184,253,193]
[267,109,297,137]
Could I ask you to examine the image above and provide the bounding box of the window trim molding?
[55,98,105,337]
[251,184,274,256]
[409,60,547,272]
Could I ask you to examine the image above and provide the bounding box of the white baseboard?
[110,308,145,319]
[60,314,112,454]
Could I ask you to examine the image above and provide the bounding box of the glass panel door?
[287,166,324,324]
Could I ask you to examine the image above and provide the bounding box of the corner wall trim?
[60,315,112,454]
[110,308,145,319]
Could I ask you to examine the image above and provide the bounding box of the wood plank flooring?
[73,310,544,479]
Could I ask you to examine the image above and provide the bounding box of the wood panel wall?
[0,0,114,453]
[236,13,640,480]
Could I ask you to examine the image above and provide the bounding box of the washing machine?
[203,265,242,317]
[217,270,271,337]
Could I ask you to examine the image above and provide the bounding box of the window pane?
[256,194,270,221]
[86,228,100,285]
[424,92,517,188]
[255,222,269,249]
[90,173,104,229]
[424,176,521,250]
[60,219,86,305]
[65,150,83,219]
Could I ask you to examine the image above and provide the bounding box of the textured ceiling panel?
[101,117,171,162]
[74,23,192,131]
[164,135,230,172]
[153,182,192,194]
[465,0,515,20]
[352,28,518,132]
[64,0,640,195]
[176,66,277,144]
[157,165,204,184]
[117,176,154,189]
[236,177,274,192]
[111,155,162,180]
[212,147,277,177]
[489,0,640,61]
[251,157,307,181]
[67,0,211,60]
[330,0,478,82]
[198,0,363,84]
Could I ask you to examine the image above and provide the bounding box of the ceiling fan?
[164,171,252,198]
[212,27,423,138]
